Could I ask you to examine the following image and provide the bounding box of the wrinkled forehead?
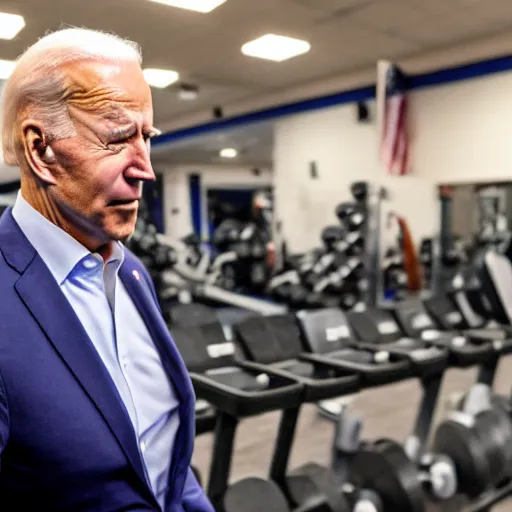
[63,59,153,128]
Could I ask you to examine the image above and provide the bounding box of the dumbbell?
[153,245,176,271]
[251,241,267,259]
[432,386,512,500]
[340,291,359,310]
[250,262,267,286]
[233,242,251,259]
[138,225,158,253]
[336,202,366,232]
[321,225,347,251]
[350,181,369,204]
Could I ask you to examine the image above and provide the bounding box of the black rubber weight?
[474,407,512,488]
[287,462,349,512]
[348,439,425,512]
[224,478,289,512]
[433,419,490,497]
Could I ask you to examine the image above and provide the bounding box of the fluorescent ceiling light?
[149,0,226,13]
[143,68,179,88]
[0,12,25,40]
[179,89,198,100]
[220,148,237,158]
[178,83,199,100]
[241,34,311,62]
[0,59,16,79]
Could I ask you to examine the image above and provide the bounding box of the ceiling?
[1,0,512,177]
[151,120,274,167]
[0,0,511,128]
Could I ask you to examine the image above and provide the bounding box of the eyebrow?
[107,124,161,139]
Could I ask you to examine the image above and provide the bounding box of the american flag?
[377,60,410,175]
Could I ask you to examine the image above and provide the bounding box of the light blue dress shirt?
[12,192,180,510]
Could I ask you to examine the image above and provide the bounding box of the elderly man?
[0,28,214,511]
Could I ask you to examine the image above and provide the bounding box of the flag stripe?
[377,61,410,176]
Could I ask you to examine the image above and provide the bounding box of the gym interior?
[4,1,512,511]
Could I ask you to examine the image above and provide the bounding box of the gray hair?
[2,28,142,166]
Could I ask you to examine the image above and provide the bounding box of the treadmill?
[167,303,221,437]
[391,298,505,387]
[232,313,361,511]
[347,306,451,463]
[425,292,512,379]
[169,319,337,512]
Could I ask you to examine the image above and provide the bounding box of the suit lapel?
[14,256,156,506]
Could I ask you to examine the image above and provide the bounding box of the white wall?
[274,69,512,253]
[411,72,512,184]
[161,164,272,239]
[273,105,377,250]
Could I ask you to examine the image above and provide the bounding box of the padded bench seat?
[170,321,302,417]
[295,308,412,387]
[393,299,497,368]
[233,314,360,403]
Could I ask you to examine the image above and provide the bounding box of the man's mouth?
[108,198,140,207]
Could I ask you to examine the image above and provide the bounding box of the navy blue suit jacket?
[0,209,213,512]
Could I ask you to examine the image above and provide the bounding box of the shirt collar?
[12,191,125,285]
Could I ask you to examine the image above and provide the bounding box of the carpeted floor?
[192,357,512,511]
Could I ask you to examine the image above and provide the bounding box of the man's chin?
[106,224,137,244]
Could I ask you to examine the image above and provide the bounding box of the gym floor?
[192,358,512,511]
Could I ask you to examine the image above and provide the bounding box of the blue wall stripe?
[152,85,375,146]
[152,53,512,148]
[409,54,512,90]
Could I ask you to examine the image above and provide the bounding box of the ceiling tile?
[351,0,430,31]
[395,10,509,47]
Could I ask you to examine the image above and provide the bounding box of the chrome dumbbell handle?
[419,453,458,501]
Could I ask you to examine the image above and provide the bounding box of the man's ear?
[21,121,58,185]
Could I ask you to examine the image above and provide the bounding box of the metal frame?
[405,374,445,463]
[268,406,301,503]
[207,411,239,512]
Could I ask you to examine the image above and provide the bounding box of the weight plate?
[224,478,289,512]
[348,439,425,512]
[287,463,350,512]
[432,419,489,497]
[474,407,512,487]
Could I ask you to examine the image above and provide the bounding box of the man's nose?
[126,138,156,182]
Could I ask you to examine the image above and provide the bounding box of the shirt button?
[140,441,147,452]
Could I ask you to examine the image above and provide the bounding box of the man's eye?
[107,142,124,154]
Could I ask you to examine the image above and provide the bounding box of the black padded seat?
[346,305,447,378]
[295,308,411,387]
[167,302,219,327]
[171,322,235,374]
[273,359,316,379]
[423,294,468,331]
[233,314,356,512]
[425,294,512,357]
[392,299,497,367]
[167,304,227,437]
[233,314,360,403]
[170,322,302,417]
[204,366,269,392]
